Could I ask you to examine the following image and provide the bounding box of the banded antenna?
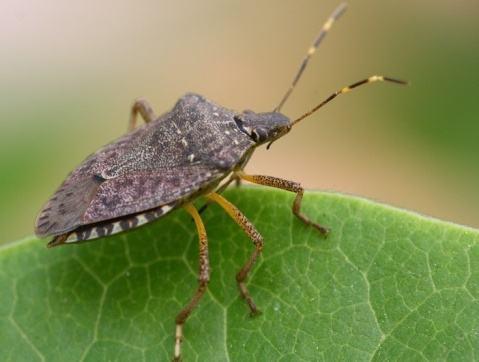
[274,2,348,112]
[291,75,408,126]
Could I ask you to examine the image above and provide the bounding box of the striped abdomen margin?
[48,202,176,247]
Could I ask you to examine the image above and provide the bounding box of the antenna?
[274,2,348,112]
[291,75,408,126]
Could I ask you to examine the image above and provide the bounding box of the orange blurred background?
[1,0,478,242]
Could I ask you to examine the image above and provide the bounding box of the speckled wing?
[35,165,222,238]
[35,92,254,239]
[84,165,221,223]
[34,123,153,238]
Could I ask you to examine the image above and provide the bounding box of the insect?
[35,3,406,360]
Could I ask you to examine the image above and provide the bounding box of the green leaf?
[1,188,478,361]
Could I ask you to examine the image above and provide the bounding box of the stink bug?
[35,3,406,360]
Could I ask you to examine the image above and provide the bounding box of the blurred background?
[1,0,478,243]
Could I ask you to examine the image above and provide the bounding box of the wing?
[35,93,254,239]
[35,164,222,237]
[83,165,221,223]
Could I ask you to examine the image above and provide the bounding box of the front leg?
[128,97,157,131]
[236,171,329,235]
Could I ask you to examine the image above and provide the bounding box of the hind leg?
[128,98,157,131]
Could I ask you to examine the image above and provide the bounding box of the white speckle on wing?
[181,138,188,147]
[172,122,182,134]
[224,130,230,135]
[188,154,195,162]
[233,140,239,145]
[213,112,219,117]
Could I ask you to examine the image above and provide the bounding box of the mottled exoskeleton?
[35,3,406,360]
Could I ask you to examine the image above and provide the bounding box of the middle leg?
[174,203,210,361]
[198,173,241,215]
[205,192,263,315]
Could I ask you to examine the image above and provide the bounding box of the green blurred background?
[1,0,478,243]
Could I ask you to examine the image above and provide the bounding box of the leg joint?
[253,233,264,250]
[198,268,210,284]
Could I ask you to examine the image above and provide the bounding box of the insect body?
[35,93,290,244]
[35,3,406,360]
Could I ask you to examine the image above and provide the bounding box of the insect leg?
[205,192,263,315]
[198,173,239,215]
[174,203,210,361]
[236,171,329,235]
[128,97,157,131]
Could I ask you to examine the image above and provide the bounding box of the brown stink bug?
[34,3,406,360]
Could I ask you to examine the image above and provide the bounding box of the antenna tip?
[335,2,349,16]
[383,76,409,86]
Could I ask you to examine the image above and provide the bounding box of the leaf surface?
[1,188,478,361]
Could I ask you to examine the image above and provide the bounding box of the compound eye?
[234,115,250,135]
[251,130,259,142]
[233,115,245,129]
